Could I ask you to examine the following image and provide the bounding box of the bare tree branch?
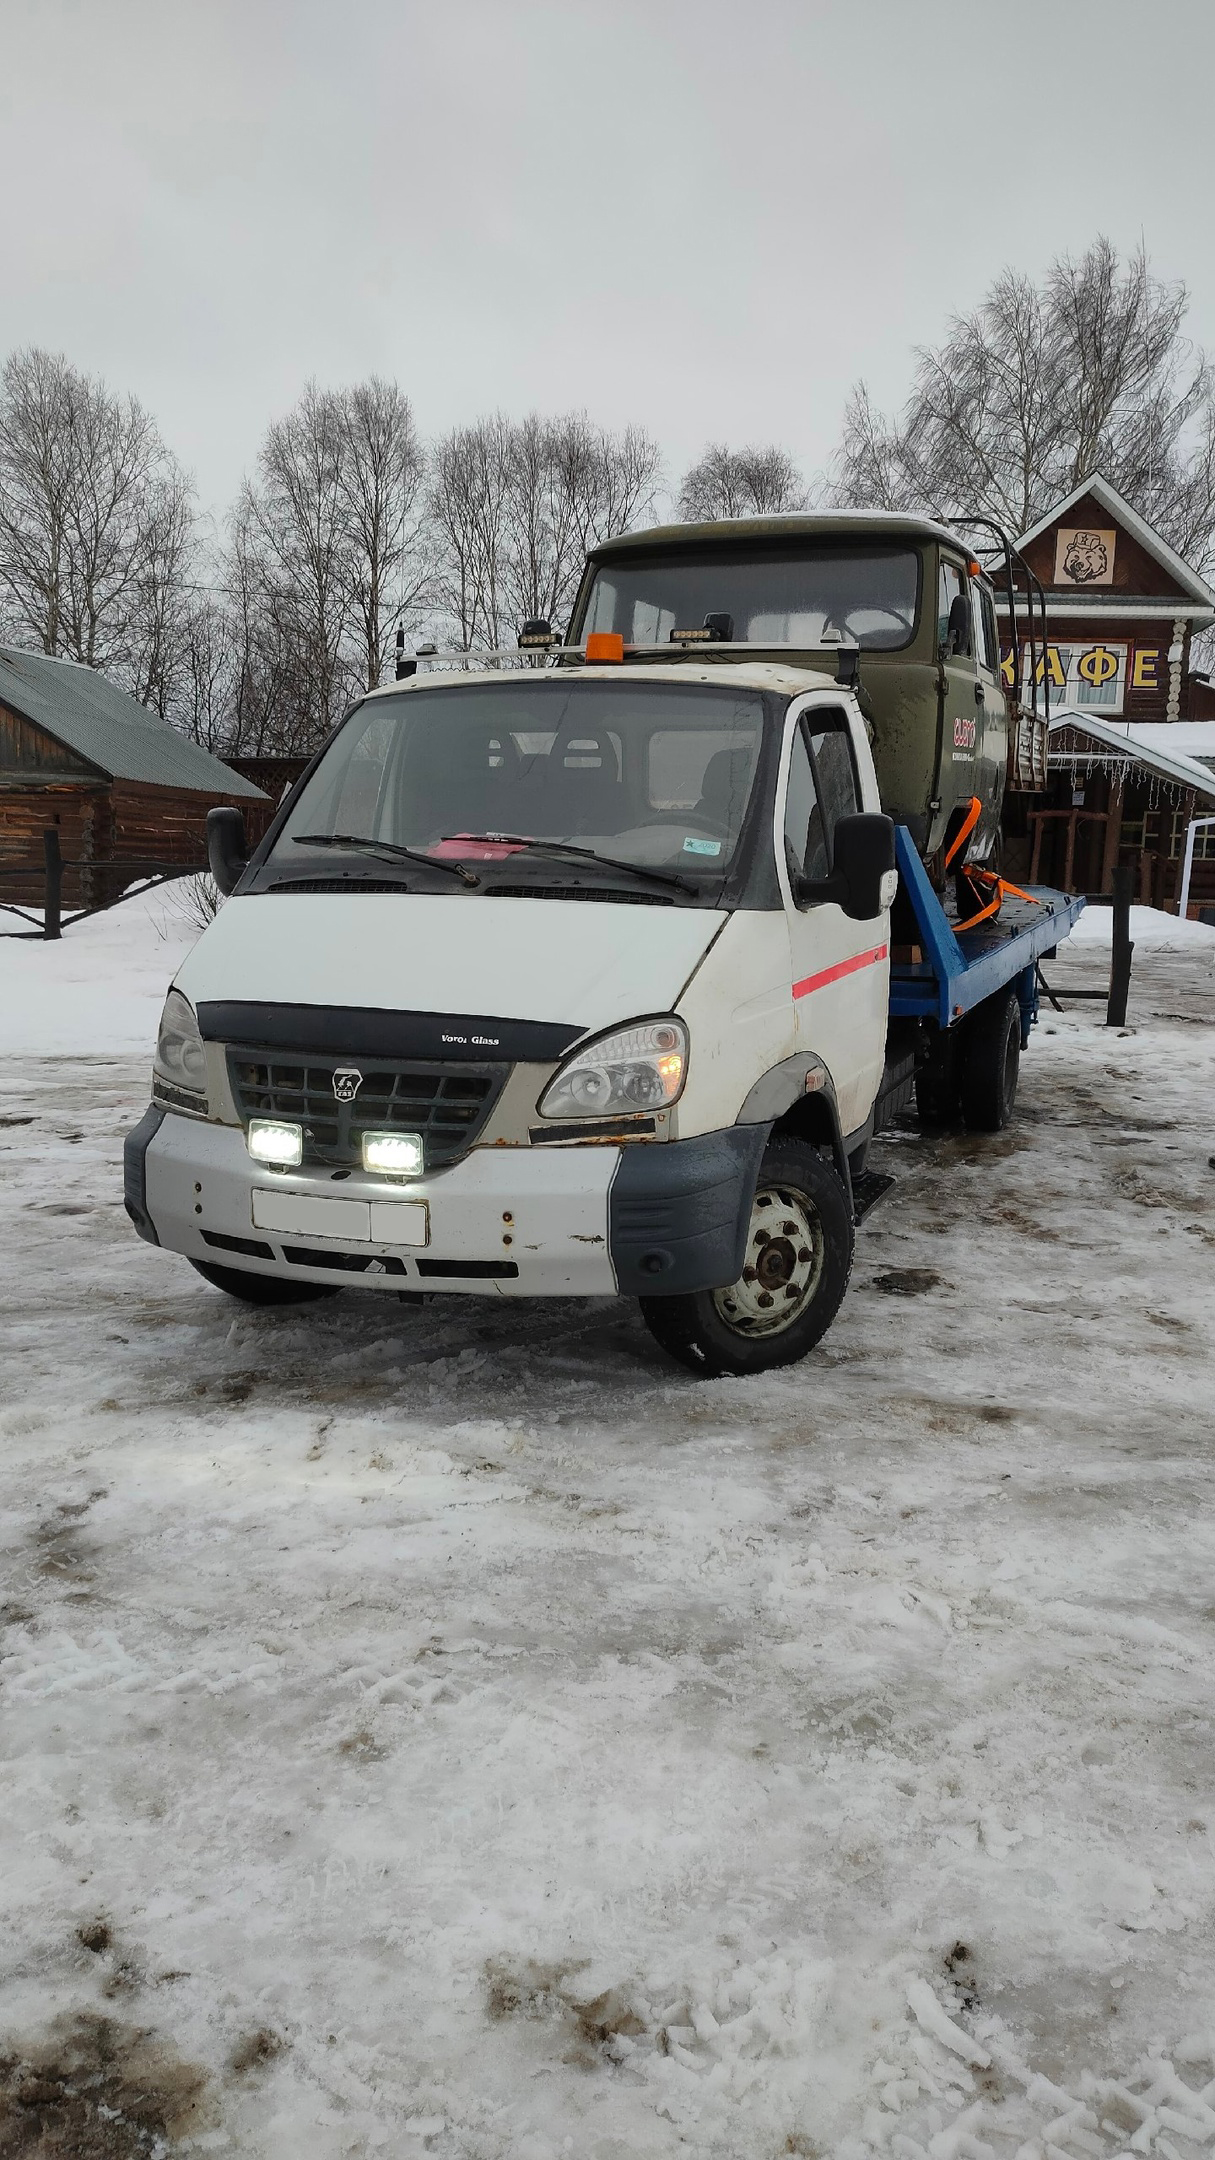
[677,443,807,521]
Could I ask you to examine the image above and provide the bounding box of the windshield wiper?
[291,834,480,887]
[440,834,698,897]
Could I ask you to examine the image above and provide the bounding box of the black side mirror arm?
[207,806,249,896]
[794,870,845,910]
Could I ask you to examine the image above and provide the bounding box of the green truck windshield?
[582,547,920,651]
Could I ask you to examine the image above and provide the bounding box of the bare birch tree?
[428,414,515,649]
[831,239,1215,574]
[336,378,429,689]
[0,347,197,688]
[677,443,807,521]
[239,383,354,745]
[429,410,661,649]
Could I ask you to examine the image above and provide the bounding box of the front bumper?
[126,1113,765,1300]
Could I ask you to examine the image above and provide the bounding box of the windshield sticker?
[682,837,722,857]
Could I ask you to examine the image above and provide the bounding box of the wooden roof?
[0,646,265,797]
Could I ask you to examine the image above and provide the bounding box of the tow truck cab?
[125,657,899,1375]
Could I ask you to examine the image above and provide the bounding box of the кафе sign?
[999,641,1164,713]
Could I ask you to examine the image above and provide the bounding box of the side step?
[852,1170,895,1222]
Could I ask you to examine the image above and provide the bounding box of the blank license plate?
[251,1188,429,1246]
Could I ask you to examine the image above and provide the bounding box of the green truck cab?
[565,512,1031,873]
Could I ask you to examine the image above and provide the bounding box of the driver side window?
[783,711,859,898]
[938,558,967,652]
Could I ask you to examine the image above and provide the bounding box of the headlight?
[153,989,208,1107]
[537,1018,688,1121]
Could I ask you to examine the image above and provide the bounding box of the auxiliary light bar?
[389,640,867,670]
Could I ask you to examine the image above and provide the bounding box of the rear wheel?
[915,1030,961,1127]
[189,1259,339,1305]
[959,989,1021,1131]
[638,1138,853,1378]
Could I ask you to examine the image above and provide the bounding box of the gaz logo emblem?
[332,1068,364,1103]
[953,716,977,750]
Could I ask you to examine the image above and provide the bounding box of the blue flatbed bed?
[888,825,1086,1034]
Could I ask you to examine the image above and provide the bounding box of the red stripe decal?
[792,943,888,1000]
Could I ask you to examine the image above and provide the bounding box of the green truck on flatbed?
[565,511,1048,876]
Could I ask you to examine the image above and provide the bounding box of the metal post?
[1106,864,1134,1027]
[43,827,62,941]
[1177,814,1215,923]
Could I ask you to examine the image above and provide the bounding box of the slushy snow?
[3,892,1215,2157]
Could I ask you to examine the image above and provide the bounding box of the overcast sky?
[3,0,1213,524]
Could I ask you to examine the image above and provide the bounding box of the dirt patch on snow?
[0,2012,208,2155]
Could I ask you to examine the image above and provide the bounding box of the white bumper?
[144,1114,618,1297]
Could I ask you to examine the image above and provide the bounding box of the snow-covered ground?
[3,897,1215,2157]
[1069,901,1215,961]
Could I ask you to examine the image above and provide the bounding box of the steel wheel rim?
[712,1181,826,1338]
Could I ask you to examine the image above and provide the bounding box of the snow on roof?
[1048,707,1215,797]
[0,645,266,798]
[1014,474,1215,608]
[1116,721,1215,771]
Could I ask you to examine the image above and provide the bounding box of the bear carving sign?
[1054,526,1116,586]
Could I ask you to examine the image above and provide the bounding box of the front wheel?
[639,1138,854,1377]
[189,1259,339,1305]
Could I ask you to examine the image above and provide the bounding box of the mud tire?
[189,1259,339,1304]
[638,1139,853,1378]
[915,1031,961,1127]
[958,989,1021,1132]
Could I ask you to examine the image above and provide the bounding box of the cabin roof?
[367,658,840,702]
[1015,474,1215,608]
[586,510,971,561]
[0,646,266,797]
[1049,706,1215,798]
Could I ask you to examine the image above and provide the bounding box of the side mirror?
[796,812,896,920]
[945,592,971,657]
[207,806,248,896]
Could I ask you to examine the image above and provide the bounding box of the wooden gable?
[1020,489,1192,602]
[0,701,106,783]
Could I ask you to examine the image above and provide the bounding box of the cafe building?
[996,474,1215,909]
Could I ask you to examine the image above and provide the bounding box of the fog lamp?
[361,1130,424,1177]
[247,1118,303,1166]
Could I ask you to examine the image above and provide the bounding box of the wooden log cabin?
[0,646,268,912]
[995,474,1215,911]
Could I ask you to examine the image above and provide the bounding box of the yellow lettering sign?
[1030,646,1067,688]
[1000,650,1016,687]
[1078,645,1120,688]
[1132,647,1159,689]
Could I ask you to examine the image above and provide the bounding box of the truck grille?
[227,1049,507,1169]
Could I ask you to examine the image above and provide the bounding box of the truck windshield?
[582,547,920,651]
[268,679,768,893]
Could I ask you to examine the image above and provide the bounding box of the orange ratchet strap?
[947,795,1043,932]
[944,795,984,872]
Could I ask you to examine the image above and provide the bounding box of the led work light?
[247,1118,304,1167]
[361,1131,424,1177]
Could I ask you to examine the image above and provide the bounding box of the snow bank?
[1069,901,1215,955]
[0,883,200,1056]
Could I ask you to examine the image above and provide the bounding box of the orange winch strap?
[944,795,984,872]
[953,867,1045,934]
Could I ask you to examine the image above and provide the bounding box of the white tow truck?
[124,534,1080,1377]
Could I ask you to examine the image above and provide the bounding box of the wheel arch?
[736,1053,854,1212]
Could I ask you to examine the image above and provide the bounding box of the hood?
[174,892,726,1043]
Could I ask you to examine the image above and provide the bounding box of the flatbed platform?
[888,825,1085,1030]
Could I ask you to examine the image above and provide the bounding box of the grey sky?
[3,0,1213,524]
